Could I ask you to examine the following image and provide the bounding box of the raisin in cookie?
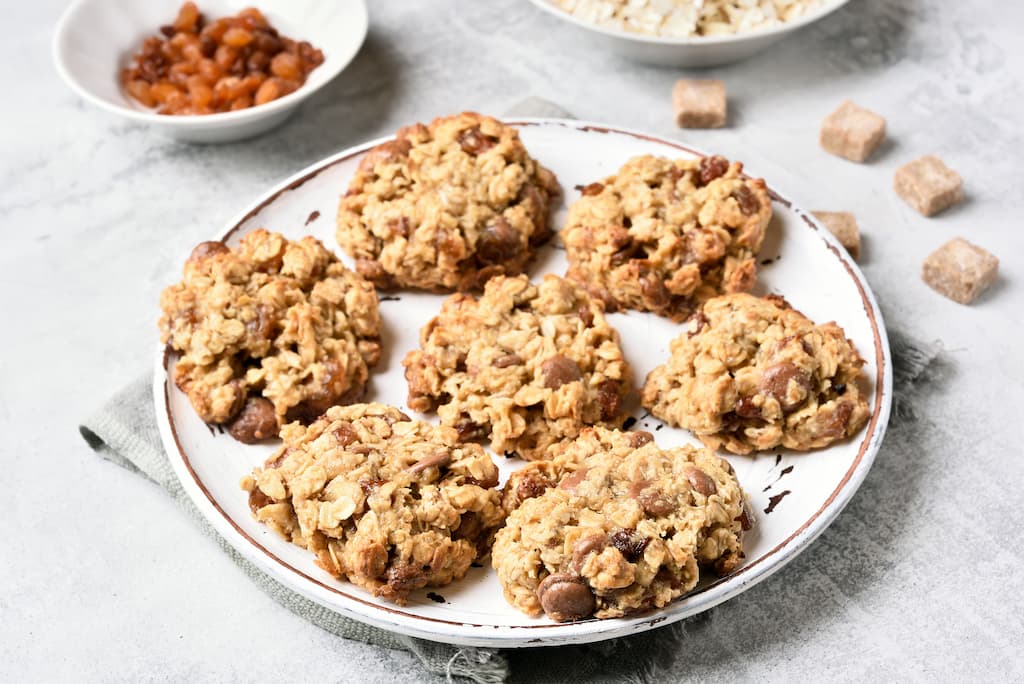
[403,274,632,461]
[563,155,771,321]
[492,427,749,622]
[641,293,870,454]
[159,229,381,442]
[337,112,560,292]
[241,403,505,604]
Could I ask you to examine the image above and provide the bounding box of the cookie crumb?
[819,100,886,162]
[922,237,998,304]
[812,211,861,260]
[894,155,963,217]
[672,79,726,129]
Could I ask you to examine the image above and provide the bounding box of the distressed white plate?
[154,119,892,647]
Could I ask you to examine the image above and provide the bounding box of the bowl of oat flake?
[528,0,851,66]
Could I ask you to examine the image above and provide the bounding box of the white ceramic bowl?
[526,0,851,67]
[53,0,368,143]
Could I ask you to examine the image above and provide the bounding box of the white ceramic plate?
[154,119,891,647]
[525,0,851,67]
[53,0,367,143]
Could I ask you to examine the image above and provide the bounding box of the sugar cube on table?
[673,79,726,128]
[894,155,964,217]
[812,211,861,260]
[921,237,998,304]
[819,100,886,162]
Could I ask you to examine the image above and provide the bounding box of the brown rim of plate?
[164,119,890,633]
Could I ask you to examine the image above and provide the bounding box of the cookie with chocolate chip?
[562,154,771,321]
[492,427,748,622]
[641,293,870,454]
[336,112,560,292]
[403,274,633,460]
[242,403,505,604]
[159,229,382,441]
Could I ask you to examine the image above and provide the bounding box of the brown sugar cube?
[819,100,886,162]
[812,211,861,260]
[922,238,998,304]
[894,155,964,216]
[673,79,726,128]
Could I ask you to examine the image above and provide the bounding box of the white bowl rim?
[51,0,368,128]
[526,0,851,46]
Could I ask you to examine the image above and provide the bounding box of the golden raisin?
[270,52,301,80]
[222,27,254,47]
[121,2,323,116]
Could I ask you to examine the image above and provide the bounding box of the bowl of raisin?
[54,0,368,143]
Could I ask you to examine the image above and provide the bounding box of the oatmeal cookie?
[562,154,771,321]
[241,403,505,604]
[403,274,633,460]
[336,112,560,292]
[159,229,381,442]
[492,427,749,622]
[641,293,870,454]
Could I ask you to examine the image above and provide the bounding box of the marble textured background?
[2,0,1022,681]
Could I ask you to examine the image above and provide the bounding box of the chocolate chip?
[834,382,847,395]
[492,353,523,369]
[457,126,496,155]
[735,506,753,531]
[515,471,554,503]
[244,304,275,343]
[714,549,741,575]
[226,397,277,443]
[247,486,274,513]
[597,380,622,421]
[541,355,582,389]
[611,240,645,267]
[732,185,761,215]
[333,422,358,446]
[476,217,521,265]
[578,306,595,328]
[188,240,229,263]
[454,417,485,441]
[580,182,604,196]
[570,534,609,572]
[628,480,676,516]
[356,543,388,580]
[358,478,387,496]
[558,468,589,493]
[699,155,730,185]
[683,466,717,496]
[358,138,411,173]
[629,431,654,448]
[637,488,676,516]
[640,275,669,308]
[536,573,595,622]
[823,401,854,438]
[734,395,761,419]
[452,512,485,543]
[464,470,499,489]
[384,560,429,595]
[388,216,411,238]
[761,362,812,412]
[610,528,649,562]
[407,450,452,474]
